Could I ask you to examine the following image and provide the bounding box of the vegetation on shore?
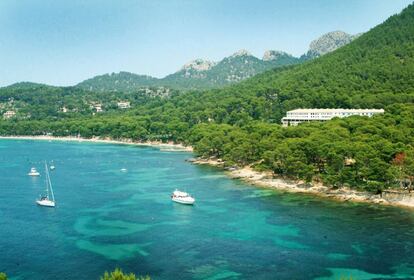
[0,270,151,280]
[100,268,150,280]
[0,5,414,193]
[191,104,414,193]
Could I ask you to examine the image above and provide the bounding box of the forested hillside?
[238,4,414,111]
[1,4,414,193]
[77,72,159,92]
[0,82,174,120]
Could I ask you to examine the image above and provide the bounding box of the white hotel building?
[281,108,384,127]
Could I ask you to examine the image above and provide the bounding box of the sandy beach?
[192,158,414,209]
[0,135,194,152]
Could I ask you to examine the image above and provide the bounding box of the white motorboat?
[36,162,56,207]
[28,167,40,176]
[171,189,195,205]
[50,161,55,171]
[120,168,127,172]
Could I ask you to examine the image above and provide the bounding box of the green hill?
[76,72,160,92]
[0,83,174,121]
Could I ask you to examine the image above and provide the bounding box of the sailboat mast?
[44,162,49,197]
[48,167,55,202]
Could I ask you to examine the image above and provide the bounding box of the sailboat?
[36,162,56,207]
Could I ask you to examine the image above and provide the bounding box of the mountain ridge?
[75,30,360,92]
[4,30,359,92]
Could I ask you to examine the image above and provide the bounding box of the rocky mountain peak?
[180,59,216,72]
[262,50,290,61]
[230,49,253,58]
[306,31,359,58]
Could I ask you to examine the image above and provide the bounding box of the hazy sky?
[0,0,412,86]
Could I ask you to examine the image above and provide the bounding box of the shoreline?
[0,135,194,152]
[3,135,413,209]
[192,158,414,209]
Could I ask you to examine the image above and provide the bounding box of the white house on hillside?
[3,110,16,119]
[117,101,131,109]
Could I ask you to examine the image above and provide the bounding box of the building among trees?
[3,110,16,119]
[281,108,384,126]
[117,101,131,109]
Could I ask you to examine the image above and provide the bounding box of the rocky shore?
[192,157,414,209]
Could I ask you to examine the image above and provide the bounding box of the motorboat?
[36,162,56,207]
[171,189,195,205]
[28,167,40,176]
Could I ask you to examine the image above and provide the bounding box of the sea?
[0,139,413,280]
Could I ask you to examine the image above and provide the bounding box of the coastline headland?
[192,158,414,209]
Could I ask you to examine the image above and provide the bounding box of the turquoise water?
[1,140,414,280]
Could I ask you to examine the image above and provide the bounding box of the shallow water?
[0,140,414,280]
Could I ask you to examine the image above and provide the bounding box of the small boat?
[28,167,40,176]
[171,189,195,205]
[120,168,127,172]
[50,161,55,171]
[36,162,56,207]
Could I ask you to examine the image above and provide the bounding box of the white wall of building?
[282,109,384,126]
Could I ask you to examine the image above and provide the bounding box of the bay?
[0,140,413,280]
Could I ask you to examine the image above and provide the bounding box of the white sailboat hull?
[36,199,55,207]
[36,162,56,208]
